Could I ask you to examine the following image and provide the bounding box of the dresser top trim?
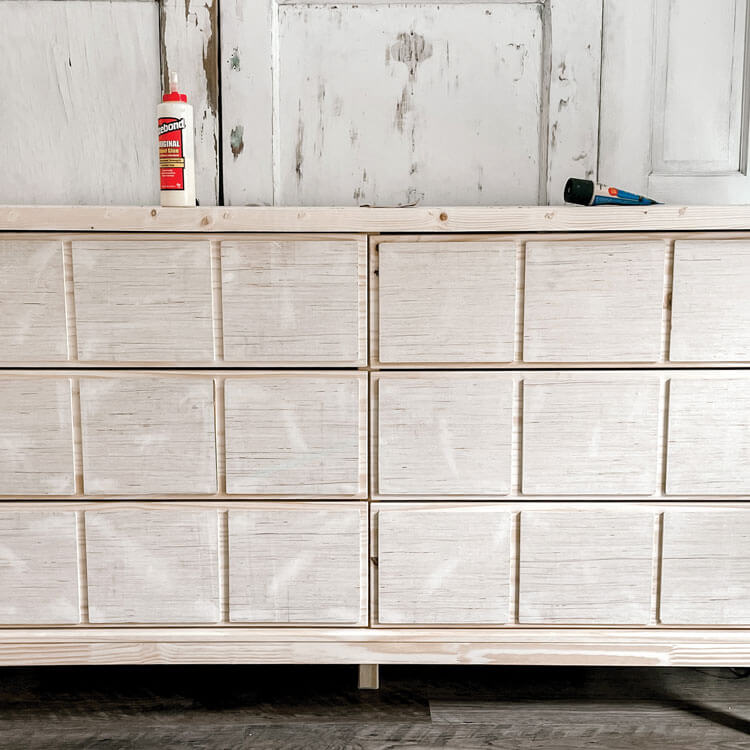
[1,205,750,233]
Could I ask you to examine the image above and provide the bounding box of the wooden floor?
[1,665,749,749]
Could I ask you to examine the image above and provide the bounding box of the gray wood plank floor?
[1,665,749,749]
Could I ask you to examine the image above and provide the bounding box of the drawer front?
[375,505,511,625]
[0,239,68,361]
[224,374,368,497]
[0,511,79,624]
[374,371,750,499]
[0,371,368,499]
[375,373,513,496]
[85,509,219,624]
[661,509,750,624]
[72,240,214,363]
[523,240,665,362]
[375,241,517,364]
[0,234,366,366]
[228,504,367,624]
[518,510,654,625]
[374,233,750,366]
[670,240,750,362]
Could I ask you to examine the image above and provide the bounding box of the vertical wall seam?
[216,0,224,205]
[594,0,605,182]
[538,0,553,205]
[271,0,281,204]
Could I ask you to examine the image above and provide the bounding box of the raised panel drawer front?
[522,377,661,495]
[375,241,517,364]
[0,511,79,624]
[85,509,219,624]
[0,378,75,495]
[523,240,665,362]
[661,510,750,625]
[518,510,654,625]
[80,377,217,495]
[224,374,367,497]
[228,504,367,624]
[670,240,750,361]
[0,239,67,361]
[375,373,513,497]
[375,505,511,625]
[72,240,214,363]
[221,238,366,365]
[666,379,750,495]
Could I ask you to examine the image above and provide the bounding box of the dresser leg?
[358,664,379,690]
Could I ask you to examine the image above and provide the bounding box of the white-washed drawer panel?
[0,234,366,366]
[661,509,750,624]
[670,240,750,362]
[85,509,220,624]
[521,377,661,496]
[374,241,517,364]
[80,376,218,495]
[522,240,665,363]
[373,504,512,625]
[0,511,79,624]
[0,239,68,361]
[518,509,654,625]
[0,378,76,495]
[224,373,368,497]
[373,373,513,497]
[72,240,214,362]
[228,503,367,625]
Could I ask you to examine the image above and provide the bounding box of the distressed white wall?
[1,0,748,206]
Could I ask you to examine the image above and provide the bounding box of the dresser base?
[0,628,747,683]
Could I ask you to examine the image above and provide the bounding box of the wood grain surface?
[518,510,654,625]
[228,505,367,624]
[376,506,511,625]
[85,509,220,624]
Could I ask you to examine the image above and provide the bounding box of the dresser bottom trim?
[0,628,748,669]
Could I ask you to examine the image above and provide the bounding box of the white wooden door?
[599,0,750,204]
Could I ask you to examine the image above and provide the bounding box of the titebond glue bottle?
[158,72,196,207]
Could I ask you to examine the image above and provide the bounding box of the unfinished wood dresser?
[2,205,750,689]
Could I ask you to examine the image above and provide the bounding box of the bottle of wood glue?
[158,72,195,207]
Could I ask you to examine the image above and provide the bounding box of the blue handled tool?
[564,178,660,206]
